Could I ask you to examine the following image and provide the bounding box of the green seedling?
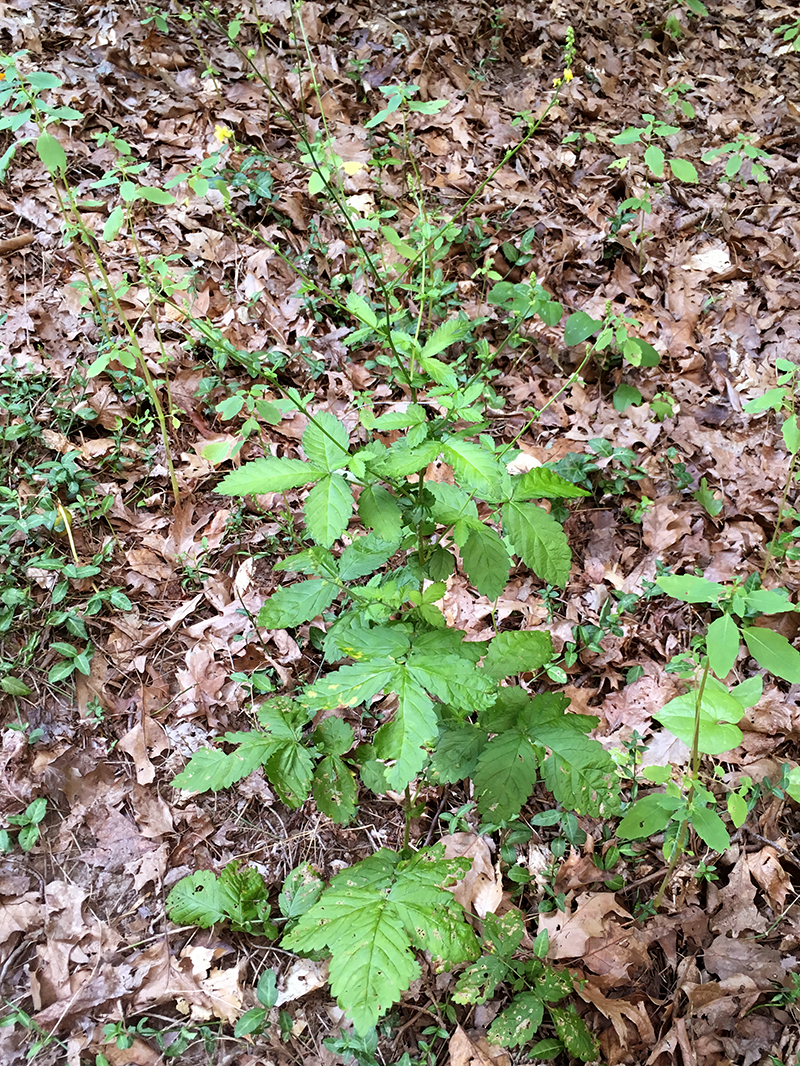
[454,914,597,1059]
[702,133,770,188]
[1,796,47,852]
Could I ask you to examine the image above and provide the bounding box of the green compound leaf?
[172,736,276,793]
[304,474,354,547]
[313,755,358,824]
[279,862,325,919]
[166,863,277,937]
[460,524,511,600]
[453,954,510,1005]
[166,870,229,927]
[357,484,403,540]
[742,626,800,683]
[473,728,539,822]
[218,457,314,495]
[511,466,592,500]
[371,439,441,478]
[428,481,480,525]
[483,630,553,679]
[258,578,338,629]
[313,717,354,756]
[282,845,477,1035]
[406,650,497,713]
[502,500,572,587]
[338,533,399,582]
[374,669,438,790]
[420,317,472,359]
[304,659,397,711]
[429,722,485,784]
[706,613,741,678]
[550,1004,599,1061]
[302,411,350,471]
[656,688,743,754]
[488,992,545,1047]
[173,698,315,806]
[442,439,502,497]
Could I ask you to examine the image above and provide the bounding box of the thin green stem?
[652,656,711,909]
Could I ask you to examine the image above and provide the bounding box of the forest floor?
[2,1,800,1065]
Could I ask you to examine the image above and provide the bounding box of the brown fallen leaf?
[442,832,503,918]
[448,1025,511,1066]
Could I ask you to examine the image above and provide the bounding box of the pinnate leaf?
[302,411,350,471]
[258,578,338,628]
[374,669,438,790]
[473,729,539,822]
[460,524,511,600]
[303,474,353,547]
[313,755,358,824]
[357,484,403,540]
[283,846,477,1034]
[218,457,312,495]
[501,501,571,587]
[173,736,275,793]
[483,630,553,679]
[443,439,502,497]
[488,992,545,1047]
[511,467,591,500]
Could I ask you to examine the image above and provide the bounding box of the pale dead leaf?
[710,852,767,935]
[442,833,503,918]
[539,892,649,978]
[202,963,244,1024]
[448,1025,511,1066]
[125,549,173,581]
[275,958,329,1006]
[0,894,43,944]
[641,498,693,551]
[703,934,784,985]
[746,846,790,909]
[118,716,170,785]
[577,977,655,1044]
[685,242,732,274]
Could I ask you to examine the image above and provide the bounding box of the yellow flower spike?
[565,69,574,82]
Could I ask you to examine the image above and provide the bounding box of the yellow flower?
[564,69,574,82]
[553,76,562,88]
[214,124,233,144]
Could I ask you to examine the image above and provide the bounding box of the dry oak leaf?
[746,846,790,909]
[539,892,649,979]
[709,851,767,935]
[442,832,503,918]
[577,976,656,1045]
[449,1025,511,1066]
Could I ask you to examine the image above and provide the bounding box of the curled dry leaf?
[441,832,503,918]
